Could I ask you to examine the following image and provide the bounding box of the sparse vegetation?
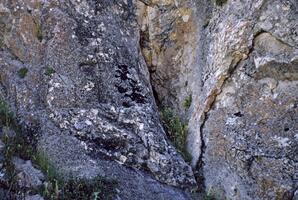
[42,176,117,200]
[203,187,219,200]
[213,0,227,6]
[0,98,117,199]
[0,98,15,127]
[160,108,192,162]
[32,151,117,200]
[17,67,28,78]
[183,94,192,109]
[44,67,56,76]
[36,22,43,42]
[203,193,216,200]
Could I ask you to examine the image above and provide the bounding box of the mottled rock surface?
[13,157,44,189]
[0,0,195,199]
[0,0,297,199]
[137,0,297,199]
[199,0,298,198]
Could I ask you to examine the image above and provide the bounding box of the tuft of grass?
[44,67,56,76]
[0,99,15,127]
[17,68,28,78]
[182,95,192,109]
[32,152,57,182]
[160,108,192,162]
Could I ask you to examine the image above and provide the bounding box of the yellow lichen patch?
[23,0,41,10]
[5,12,43,63]
[177,8,192,19]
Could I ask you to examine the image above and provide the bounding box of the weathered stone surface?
[0,0,297,199]
[137,0,198,116]
[24,194,44,200]
[139,0,298,199]
[138,0,298,199]
[13,157,45,189]
[0,0,195,199]
[196,1,298,199]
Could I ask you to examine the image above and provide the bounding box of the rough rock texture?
[137,0,298,200]
[199,1,298,199]
[137,0,198,116]
[13,157,44,189]
[0,0,195,199]
[1,0,297,199]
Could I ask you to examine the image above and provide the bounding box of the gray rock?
[138,0,298,199]
[24,194,44,200]
[1,0,296,199]
[0,0,195,199]
[13,157,44,189]
[0,140,5,152]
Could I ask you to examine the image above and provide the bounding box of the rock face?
[199,1,298,198]
[0,0,195,199]
[0,0,297,199]
[136,0,198,116]
[138,0,298,200]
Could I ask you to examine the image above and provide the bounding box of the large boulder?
[0,0,196,199]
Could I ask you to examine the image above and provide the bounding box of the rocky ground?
[0,0,297,200]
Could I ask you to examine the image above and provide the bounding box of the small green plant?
[17,67,28,78]
[38,174,117,200]
[214,0,227,6]
[0,98,15,127]
[32,152,58,181]
[183,95,192,109]
[160,108,192,162]
[36,22,43,42]
[44,67,56,76]
[203,187,219,200]
[203,193,215,200]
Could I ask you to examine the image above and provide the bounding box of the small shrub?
[17,68,28,78]
[160,108,192,162]
[44,67,56,76]
[183,95,192,109]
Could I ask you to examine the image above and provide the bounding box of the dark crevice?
[234,111,244,117]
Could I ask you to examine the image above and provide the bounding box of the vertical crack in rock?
[194,23,273,191]
[195,49,250,186]
[199,0,298,198]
